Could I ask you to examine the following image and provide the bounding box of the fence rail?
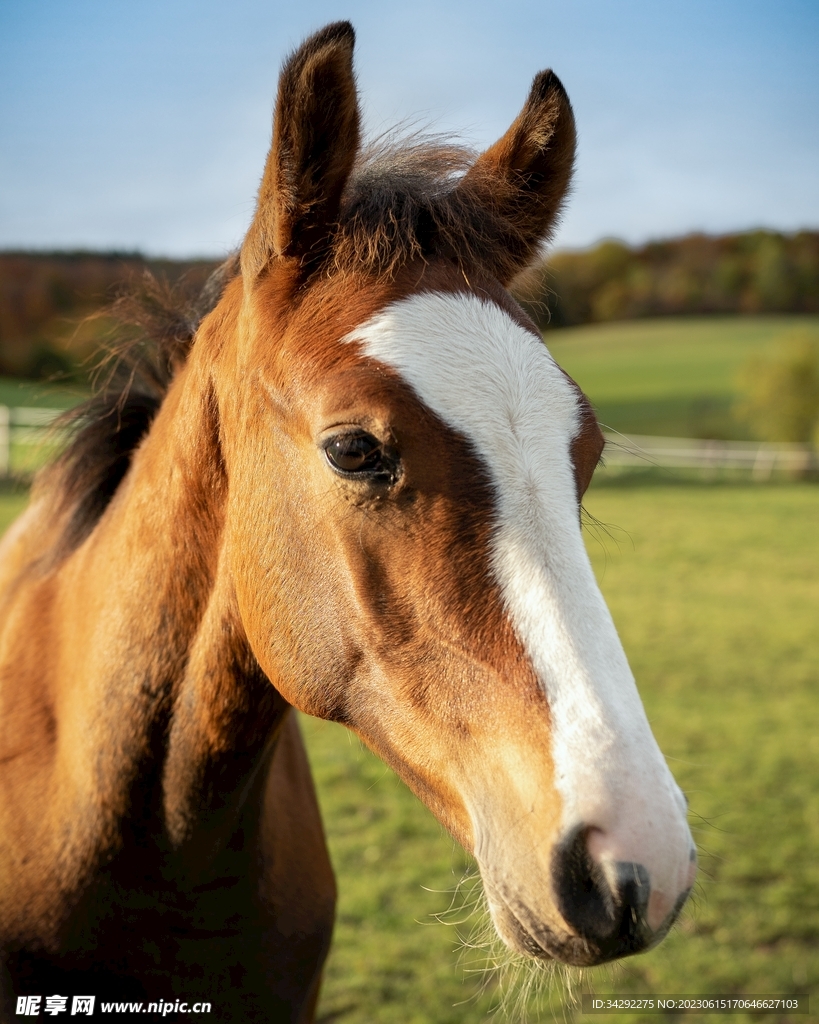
[0,406,816,481]
[0,405,63,478]
[602,432,818,480]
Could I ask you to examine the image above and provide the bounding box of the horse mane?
[36,256,240,561]
[39,138,542,561]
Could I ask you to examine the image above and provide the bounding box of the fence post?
[0,405,9,477]
[752,447,775,482]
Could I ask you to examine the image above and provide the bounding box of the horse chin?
[486,886,596,967]
[484,878,677,969]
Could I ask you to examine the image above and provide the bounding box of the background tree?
[734,332,819,444]
[512,230,819,330]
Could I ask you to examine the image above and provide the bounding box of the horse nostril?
[552,826,651,947]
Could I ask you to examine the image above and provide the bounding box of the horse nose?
[551,826,691,959]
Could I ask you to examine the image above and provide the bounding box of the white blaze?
[344,291,692,913]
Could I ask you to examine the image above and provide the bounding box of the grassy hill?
[546,314,819,439]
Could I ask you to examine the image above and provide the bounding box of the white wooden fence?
[602,432,818,480]
[0,405,816,481]
[0,405,62,478]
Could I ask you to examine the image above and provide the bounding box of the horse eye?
[324,433,388,476]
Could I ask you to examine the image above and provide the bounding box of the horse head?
[200,22,694,968]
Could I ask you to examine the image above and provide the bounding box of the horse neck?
[58,336,287,862]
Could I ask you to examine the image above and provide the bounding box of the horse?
[0,22,696,1023]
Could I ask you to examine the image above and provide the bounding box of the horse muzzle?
[482,824,696,967]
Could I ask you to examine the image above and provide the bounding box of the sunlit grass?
[546,315,819,439]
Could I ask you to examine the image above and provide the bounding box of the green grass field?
[546,315,819,439]
[0,375,86,410]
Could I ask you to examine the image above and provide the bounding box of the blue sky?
[1,0,817,257]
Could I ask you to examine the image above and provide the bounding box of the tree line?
[0,251,217,379]
[1,230,818,380]
[514,229,819,330]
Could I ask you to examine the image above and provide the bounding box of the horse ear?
[459,70,576,284]
[241,22,360,281]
